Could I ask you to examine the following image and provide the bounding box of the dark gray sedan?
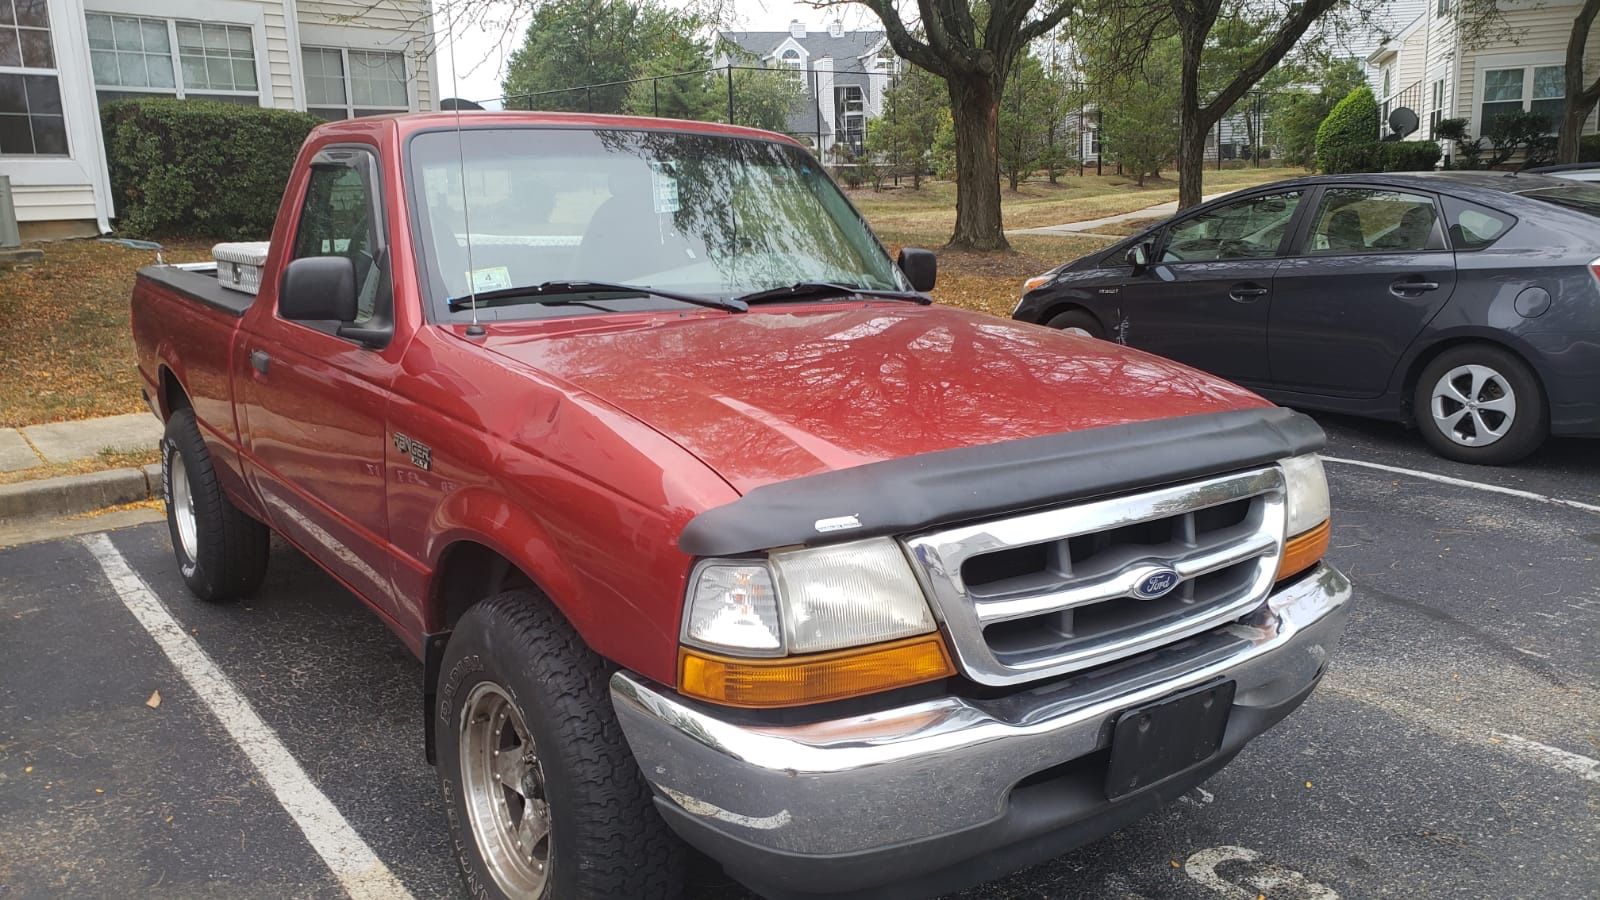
[1012,172,1600,465]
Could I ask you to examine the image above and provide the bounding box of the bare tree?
[833,0,1079,250]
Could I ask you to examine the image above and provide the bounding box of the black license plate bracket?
[1105,678,1235,799]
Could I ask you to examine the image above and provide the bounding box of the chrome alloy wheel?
[169,450,198,560]
[1431,364,1517,447]
[460,682,552,896]
[1062,326,1095,338]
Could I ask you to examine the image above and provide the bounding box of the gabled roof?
[718,30,887,64]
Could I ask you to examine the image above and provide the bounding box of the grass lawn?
[0,238,213,428]
[848,166,1305,233]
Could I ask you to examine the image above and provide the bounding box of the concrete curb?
[0,463,162,523]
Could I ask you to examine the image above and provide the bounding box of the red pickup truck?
[130,111,1350,900]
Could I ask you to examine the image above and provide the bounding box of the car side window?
[1304,188,1440,255]
[1160,192,1302,263]
[289,151,387,326]
[1440,196,1516,250]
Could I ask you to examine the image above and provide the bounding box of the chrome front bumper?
[611,564,1352,896]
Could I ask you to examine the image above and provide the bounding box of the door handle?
[1228,284,1268,302]
[250,349,271,375]
[1391,279,1440,295]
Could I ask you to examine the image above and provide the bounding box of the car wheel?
[1045,309,1105,339]
[1413,345,1547,465]
[436,589,686,900]
[162,407,269,601]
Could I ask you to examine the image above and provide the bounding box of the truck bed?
[139,264,255,318]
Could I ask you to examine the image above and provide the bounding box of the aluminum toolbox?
[212,241,270,295]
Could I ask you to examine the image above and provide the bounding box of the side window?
[290,151,387,325]
[1160,192,1302,263]
[1305,188,1440,255]
[1441,195,1516,250]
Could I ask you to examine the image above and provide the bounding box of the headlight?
[679,538,953,707]
[1278,453,1331,581]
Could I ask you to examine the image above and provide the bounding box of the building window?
[1436,0,1449,16]
[86,14,258,105]
[0,0,65,156]
[836,84,865,152]
[303,47,408,120]
[1481,65,1564,131]
[778,48,803,83]
[1430,78,1446,136]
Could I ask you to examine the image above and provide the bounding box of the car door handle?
[250,349,271,375]
[1228,284,1269,302]
[1391,279,1440,295]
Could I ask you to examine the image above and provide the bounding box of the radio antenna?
[444,2,483,337]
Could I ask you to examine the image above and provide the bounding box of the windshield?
[1519,183,1600,218]
[407,127,907,319]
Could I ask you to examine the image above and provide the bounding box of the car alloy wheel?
[460,682,552,896]
[168,450,199,562]
[1430,364,1517,447]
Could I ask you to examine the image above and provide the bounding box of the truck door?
[235,145,401,616]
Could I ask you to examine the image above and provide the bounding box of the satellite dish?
[1388,107,1419,140]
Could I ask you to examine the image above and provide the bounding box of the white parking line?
[81,533,415,900]
[1491,732,1600,785]
[1321,456,1600,516]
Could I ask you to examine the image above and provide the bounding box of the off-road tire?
[161,407,269,601]
[1045,309,1106,339]
[1413,344,1547,466]
[436,589,686,900]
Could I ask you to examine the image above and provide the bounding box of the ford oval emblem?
[1133,568,1181,600]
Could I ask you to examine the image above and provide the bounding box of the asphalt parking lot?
[2,414,1597,900]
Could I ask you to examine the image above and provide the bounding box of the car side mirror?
[898,247,937,292]
[1126,242,1152,271]
[281,256,358,322]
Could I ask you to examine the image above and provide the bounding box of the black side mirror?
[1126,242,1152,271]
[281,256,357,322]
[898,247,937,292]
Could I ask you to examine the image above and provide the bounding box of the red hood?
[478,304,1270,494]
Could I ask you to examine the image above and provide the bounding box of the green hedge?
[1321,140,1442,174]
[1315,85,1378,172]
[102,98,322,239]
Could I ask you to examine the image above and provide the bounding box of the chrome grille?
[902,467,1286,686]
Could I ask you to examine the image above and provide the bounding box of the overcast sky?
[430,0,889,106]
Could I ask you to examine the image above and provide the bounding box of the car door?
[1114,189,1307,384]
[1269,186,1457,398]
[235,145,402,615]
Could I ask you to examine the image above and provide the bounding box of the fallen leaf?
[95,787,105,794]
[1304,780,1314,789]
[1169,860,1180,869]
[23,765,32,774]
[146,690,162,709]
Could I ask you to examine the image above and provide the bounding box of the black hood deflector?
[677,407,1325,557]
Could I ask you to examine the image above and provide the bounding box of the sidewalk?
[0,412,161,473]
[1011,191,1236,237]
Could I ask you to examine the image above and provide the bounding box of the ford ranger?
[129,111,1350,900]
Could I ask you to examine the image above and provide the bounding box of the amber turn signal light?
[679,635,956,708]
[1276,519,1330,582]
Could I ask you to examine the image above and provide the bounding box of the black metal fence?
[489,65,1303,182]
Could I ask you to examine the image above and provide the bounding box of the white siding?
[1458,0,1600,132]
[12,184,98,223]
[296,0,434,110]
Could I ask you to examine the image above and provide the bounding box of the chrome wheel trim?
[1062,326,1095,338]
[1431,364,1516,448]
[170,451,199,560]
[460,682,551,896]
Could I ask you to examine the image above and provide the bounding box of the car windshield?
[1518,183,1600,218]
[408,127,907,319]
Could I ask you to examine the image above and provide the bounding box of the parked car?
[1013,172,1600,465]
[1527,162,1600,182]
[131,111,1351,900]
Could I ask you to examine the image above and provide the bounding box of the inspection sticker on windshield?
[467,266,512,292]
[651,168,680,214]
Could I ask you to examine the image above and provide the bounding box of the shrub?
[1582,134,1600,163]
[1315,85,1378,172]
[102,98,322,239]
[1321,140,1441,174]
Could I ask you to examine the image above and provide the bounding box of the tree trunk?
[1175,30,1209,211]
[1557,0,1600,162]
[947,75,1008,251]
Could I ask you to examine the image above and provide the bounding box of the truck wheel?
[436,590,685,900]
[1413,345,1547,466]
[162,407,269,601]
[1045,309,1105,339]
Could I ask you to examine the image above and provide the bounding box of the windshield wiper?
[447,280,746,313]
[735,282,931,306]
